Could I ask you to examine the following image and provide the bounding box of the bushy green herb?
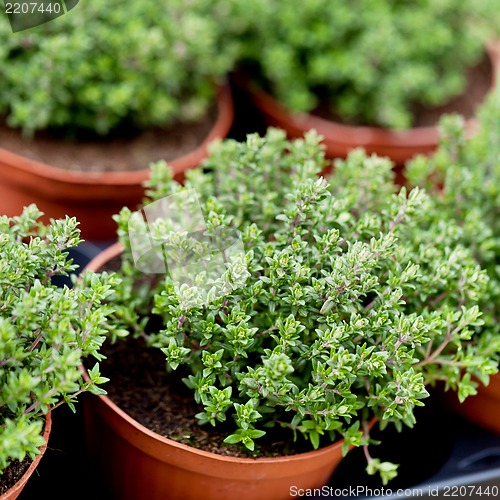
[109,130,497,484]
[0,206,117,474]
[229,0,498,128]
[0,0,237,135]
[406,87,500,371]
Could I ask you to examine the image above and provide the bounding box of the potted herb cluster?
[81,129,497,500]
[230,0,500,164]
[406,88,500,433]
[0,206,116,498]
[0,0,235,240]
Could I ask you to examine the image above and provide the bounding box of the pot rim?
[477,371,500,398]
[0,413,52,500]
[244,43,500,149]
[0,82,233,186]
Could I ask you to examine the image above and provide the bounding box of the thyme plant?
[109,130,496,483]
[406,89,500,371]
[229,0,499,128]
[0,0,236,136]
[0,206,116,474]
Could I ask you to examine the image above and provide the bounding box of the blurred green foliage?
[0,0,238,135]
[229,0,500,128]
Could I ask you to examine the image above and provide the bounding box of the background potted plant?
[0,205,116,498]
[406,88,500,433]
[229,0,500,165]
[0,0,235,240]
[81,129,496,500]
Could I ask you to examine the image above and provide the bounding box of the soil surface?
[0,106,217,173]
[98,335,315,458]
[0,456,32,495]
[312,52,493,128]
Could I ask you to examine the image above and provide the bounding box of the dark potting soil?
[312,52,493,128]
[0,455,32,495]
[0,106,217,173]
[98,335,315,459]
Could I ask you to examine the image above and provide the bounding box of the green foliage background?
[0,0,237,135]
[229,0,499,128]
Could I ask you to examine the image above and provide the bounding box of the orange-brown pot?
[0,84,234,241]
[0,413,52,500]
[448,372,500,435]
[82,243,355,500]
[83,393,349,500]
[243,44,500,167]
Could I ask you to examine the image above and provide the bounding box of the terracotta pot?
[0,84,234,241]
[243,44,500,167]
[447,372,500,435]
[82,243,359,500]
[0,413,52,500]
[83,394,350,500]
